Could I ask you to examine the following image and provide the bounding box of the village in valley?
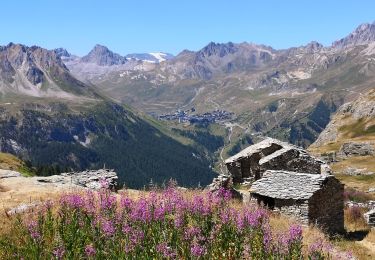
[155,108,234,124]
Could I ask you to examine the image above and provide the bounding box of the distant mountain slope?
[311,89,375,149]
[309,88,375,193]
[0,43,95,99]
[0,44,216,188]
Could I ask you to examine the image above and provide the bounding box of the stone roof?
[250,170,333,200]
[225,138,297,164]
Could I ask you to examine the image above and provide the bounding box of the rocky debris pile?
[206,174,242,199]
[206,174,232,191]
[364,209,375,227]
[337,142,375,158]
[343,167,374,176]
[0,169,21,179]
[36,169,118,190]
[369,188,375,193]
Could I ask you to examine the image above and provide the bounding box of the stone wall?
[308,178,345,234]
[364,209,375,227]
[275,199,309,225]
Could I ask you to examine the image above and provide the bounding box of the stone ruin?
[251,170,344,234]
[225,138,330,184]
[208,138,344,234]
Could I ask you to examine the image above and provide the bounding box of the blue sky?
[1,0,374,55]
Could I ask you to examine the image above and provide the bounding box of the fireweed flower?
[184,226,201,241]
[262,222,272,252]
[191,242,205,257]
[99,191,116,211]
[101,219,116,237]
[156,242,176,258]
[289,224,302,242]
[120,196,133,210]
[4,187,345,259]
[61,194,85,209]
[52,246,65,259]
[85,244,96,257]
[27,220,41,241]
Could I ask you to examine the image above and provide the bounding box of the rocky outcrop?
[36,169,118,190]
[333,22,375,49]
[337,142,375,158]
[0,168,118,190]
[0,169,21,179]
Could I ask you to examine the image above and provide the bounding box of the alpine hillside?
[0,43,217,188]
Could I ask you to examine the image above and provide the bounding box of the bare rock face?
[36,169,118,190]
[333,22,375,49]
[337,142,375,158]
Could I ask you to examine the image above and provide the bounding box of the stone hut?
[225,138,327,184]
[250,170,344,234]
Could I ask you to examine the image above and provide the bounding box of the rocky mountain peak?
[54,48,71,58]
[0,43,93,97]
[81,44,127,66]
[305,41,324,52]
[332,22,375,49]
[199,41,238,58]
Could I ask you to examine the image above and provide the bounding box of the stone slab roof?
[250,170,332,200]
[225,138,297,164]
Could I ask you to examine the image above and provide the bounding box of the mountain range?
[0,21,375,186]
[60,22,375,148]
